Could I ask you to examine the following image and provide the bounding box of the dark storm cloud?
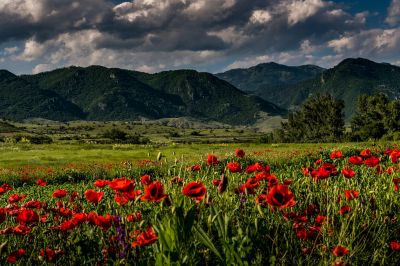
[2,0,353,53]
[0,0,112,43]
[1,0,398,74]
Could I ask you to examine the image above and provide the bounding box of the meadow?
[0,122,399,265]
[0,138,399,265]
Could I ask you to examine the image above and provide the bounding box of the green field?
[1,120,399,265]
[0,142,372,168]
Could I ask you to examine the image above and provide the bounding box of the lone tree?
[276,94,345,143]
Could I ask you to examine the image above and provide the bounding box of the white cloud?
[0,0,45,21]
[225,55,273,70]
[286,0,326,26]
[250,10,272,24]
[32,63,52,74]
[328,36,354,53]
[4,46,19,55]
[18,40,48,61]
[386,0,400,26]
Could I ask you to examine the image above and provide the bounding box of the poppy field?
[0,145,400,265]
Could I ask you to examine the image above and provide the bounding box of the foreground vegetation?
[0,144,399,265]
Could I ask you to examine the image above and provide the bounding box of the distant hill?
[216,62,324,97]
[0,66,286,125]
[217,58,400,119]
[278,58,400,118]
[0,70,85,121]
[131,70,284,124]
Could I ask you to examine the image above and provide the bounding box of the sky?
[0,0,399,74]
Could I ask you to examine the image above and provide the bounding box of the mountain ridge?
[0,66,285,125]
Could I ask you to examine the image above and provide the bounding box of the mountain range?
[0,66,284,125]
[217,58,400,119]
[1,57,400,125]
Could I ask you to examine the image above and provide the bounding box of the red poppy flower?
[393,178,400,192]
[245,163,264,173]
[364,156,380,167]
[22,200,42,209]
[123,189,142,201]
[267,175,279,188]
[227,162,242,173]
[0,183,12,195]
[8,194,26,204]
[344,190,359,201]
[390,241,400,251]
[330,150,343,159]
[52,189,67,198]
[72,213,88,225]
[235,149,245,158]
[266,185,296,209]
[342,168,356,178]
[115,193,129,205]
[17,209,39,225]
[349,156,363,165]
[360,149,372,157]
[339,206,351,215]
[386,167,396,175]
[58,208,73,218]
[91,213,113,231]
[13,224,32,235]
[332,246,349,257]
[314,159,323,165]
[243,177,259,194]
[57,219,78,231]
[85,189,104,204]
[141,175,153,186]
[171,176,183,184]
[36,179,47,186]
[132,227,158,247]
[7,249,26,263]
[256,194,268,207]
[95,180,110,187]
[190,164,201,171]
[69,191,80,202]
[390,150,400,163]
[141,181,168,202]
[127,212,142,222]
[207,154,219,165]
[212,179,221,187]
[39,248,59,262]
[311,167,331,181]
[315,215,326,225]
[182,181,207,202]
[109,178,135,192]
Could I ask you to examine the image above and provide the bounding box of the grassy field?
[0,143,399,265]
[1,120,399,265]
[0,142,377,168]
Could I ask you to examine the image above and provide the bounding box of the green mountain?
[216,62,324,96]
[131,70,284,124]
[217,58,400,119]
[0,70,84,121]
[278,58,400,119]
[0,66,285,124]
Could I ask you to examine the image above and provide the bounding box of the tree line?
[272,93,400,143]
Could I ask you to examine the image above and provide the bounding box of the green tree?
[351,93,400,140]
[277,94,345,142]
[351,93,390,140]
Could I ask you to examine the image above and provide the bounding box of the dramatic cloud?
[0,0,399,73]
[386,0,400,26]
